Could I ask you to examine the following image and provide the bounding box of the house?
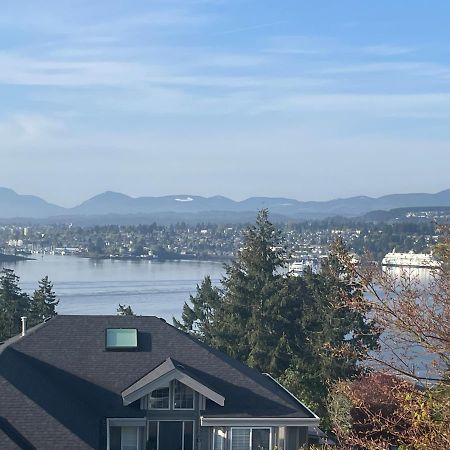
[0,315,320,450]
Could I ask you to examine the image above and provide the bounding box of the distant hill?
[362,206,450,222]
[0,187,65,218]
[1,187,450,222]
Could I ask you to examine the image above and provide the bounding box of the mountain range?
[1,187,450,222]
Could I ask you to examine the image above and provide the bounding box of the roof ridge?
[0,316,55,353]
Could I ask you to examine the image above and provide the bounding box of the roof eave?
[200,416,321,427]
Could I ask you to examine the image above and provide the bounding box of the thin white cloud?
[251,93,450,118]
[264,35,337,55]
[210,20,287,36]
[361,44,417,56]
[319,61,450,79]
[0,53,159,87]
[0,114,65,147]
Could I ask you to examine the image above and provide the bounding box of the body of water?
[2,255,224,321]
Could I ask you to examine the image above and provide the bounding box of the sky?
[1,0,450,207]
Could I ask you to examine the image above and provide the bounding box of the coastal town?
[0,217,440,266]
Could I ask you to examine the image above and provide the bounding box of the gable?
[122,358,225,406]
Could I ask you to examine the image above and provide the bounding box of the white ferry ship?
[381,250,440,268]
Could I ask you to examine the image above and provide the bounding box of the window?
[147,422,157,450]
[251,429,270,450]
[109,426,139,450]
[213,428,226,450]
[148,387,169,409]
[110,427,121,450]
[231,428,250,450]
[106,329,138,349]
[173,380,194,409]
[121,427,138,450]
[146,421,194,450]
[183,421,193,450]
[231,428,271,450]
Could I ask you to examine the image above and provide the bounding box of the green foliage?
[0,269,59,340]
[0,268,30,341]
[117,304,135,316]
[282,239,379,422]
[29,276,59,326]
[173,275,221,343]
[213,209,289,367]
[174,210,379,427]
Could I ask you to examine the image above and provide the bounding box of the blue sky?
[1,0,449,206]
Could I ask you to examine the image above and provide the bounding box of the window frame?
[120,426,139,450]
[213,427,227,450]
[230,427,272,450]
[146,420,195,450]
[105,328,138,350]
[106,419,146,450]
[172,380,195,410]
[147,386,171,410]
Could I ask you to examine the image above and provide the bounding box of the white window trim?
[230,427,272,450]
[146,419,195,450]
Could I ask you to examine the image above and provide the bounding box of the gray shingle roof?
[0,315,315,449]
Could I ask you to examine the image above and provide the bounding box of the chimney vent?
[21,316,27,336]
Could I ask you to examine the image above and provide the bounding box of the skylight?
[106,328,138,349]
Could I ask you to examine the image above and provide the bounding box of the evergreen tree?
[280,239,379,422]
[29,275,59,326]
[173,276,221,344]
[0,268,30,341]
[213,209,289,368]
[174,211,379,427]
[117,304,135,315]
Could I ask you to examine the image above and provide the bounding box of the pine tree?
[0,268,30,341]
[29,276,59,326]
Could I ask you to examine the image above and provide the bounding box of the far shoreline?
[0,253,36,263]
[6,253,229,265]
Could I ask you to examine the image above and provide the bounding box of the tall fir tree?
[213,209,289,368]
[174,211,379,427]
[173,275,221,344]
[0,268,30,341]
[29,276,59,326]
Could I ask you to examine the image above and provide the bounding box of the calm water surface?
[2,256,224,321]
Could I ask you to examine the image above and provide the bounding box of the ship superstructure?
[382,250,440,268]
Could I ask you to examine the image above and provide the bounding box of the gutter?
[200,417,320,427]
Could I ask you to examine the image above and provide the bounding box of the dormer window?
[148,387,170,409]
[173,380,194,409]
[106,328,138,350]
